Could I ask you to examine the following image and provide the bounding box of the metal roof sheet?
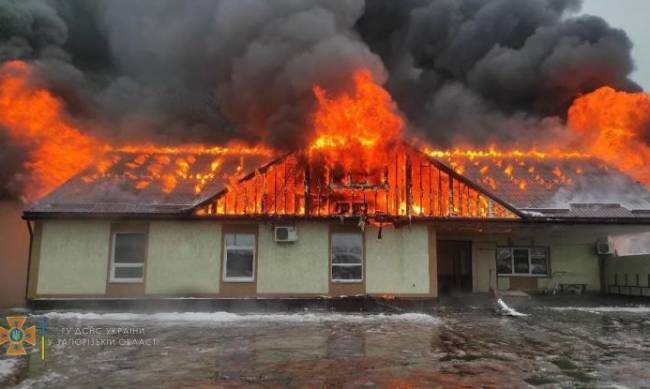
[436,155,650,212]
[26,151,275,215]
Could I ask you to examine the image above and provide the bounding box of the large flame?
[568,86,650,185]
[0,61,105,201]
[310,69,403,174]
[202,70,519,219]
[0,61,273,201]
[3,60,650,208]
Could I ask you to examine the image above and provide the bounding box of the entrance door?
[437,240,472,294]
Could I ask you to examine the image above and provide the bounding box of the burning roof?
[428,149,650,210]
[26,147,275,216]
[24,142,650,222]
[21,69,650,222]
[4,2,650,224]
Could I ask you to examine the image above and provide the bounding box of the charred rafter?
[193,144,519,220]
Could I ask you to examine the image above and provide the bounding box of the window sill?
[331,280,363,283]
[109,279,144,284]
[223,279,255,283]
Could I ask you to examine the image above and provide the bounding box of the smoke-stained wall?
[0,0,641,199]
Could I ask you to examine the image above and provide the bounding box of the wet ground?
[1,295,649,388]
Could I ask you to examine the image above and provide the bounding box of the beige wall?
[146,221,221,295]
[32,218,649,298]
[37,220,110,295]
[365,225,431,295]
[257,222,329,294]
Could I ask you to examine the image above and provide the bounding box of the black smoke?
[0,0,641,198]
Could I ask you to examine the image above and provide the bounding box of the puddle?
[1,297,649,388]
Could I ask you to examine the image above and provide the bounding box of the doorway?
[437,240,472,294]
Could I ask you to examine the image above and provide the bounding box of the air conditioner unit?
[596,241,613,255]
[274,226,298,242]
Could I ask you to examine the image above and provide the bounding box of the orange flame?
[198,69,517,219]
[568,86,650,185]
[4,59,650,209]
[0,61,274,201]
[310,69,403,173]
[0,61,105,201]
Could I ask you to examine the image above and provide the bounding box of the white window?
[110,233,146,283]
[496,247,549,276]
[223,233,256,282]
[331,232,363,282]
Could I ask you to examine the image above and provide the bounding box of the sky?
[581,0,650,90]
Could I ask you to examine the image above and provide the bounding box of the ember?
[423,146,594,194]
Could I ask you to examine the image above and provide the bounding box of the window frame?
[330,231,364,283]
[109,232,147,283]
[223,232,256,283]
[495,246,550,277]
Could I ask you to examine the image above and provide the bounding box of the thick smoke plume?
[0,0,640,198]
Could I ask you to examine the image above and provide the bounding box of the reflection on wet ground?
[1,295,649,388]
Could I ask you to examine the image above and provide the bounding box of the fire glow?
[2,60,650,215]
[568,86,650,186]
[0,60,273,200]
[0,61,103,200]
[200,69,517,219]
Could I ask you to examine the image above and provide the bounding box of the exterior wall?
[31,219,435,298]
[536,240,600,291]
[29,217,650,299]
[465,228,602,292]
[605,255,650,289]
[441,225,650,293]
[37,220,110,295]
[365,225,431,295]
[0,201,29,307]
[146,221,221,295]
[257,222,329,295]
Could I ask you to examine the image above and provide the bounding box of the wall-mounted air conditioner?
[596,241,613,255]
[274,226,298,242]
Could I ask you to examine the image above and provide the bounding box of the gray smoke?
[0,0,642,198]
[357,0,637,146]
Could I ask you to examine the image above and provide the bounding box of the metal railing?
[608,273,650,296]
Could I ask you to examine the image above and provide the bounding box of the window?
[223,233,256,282]
[331,232,363,282]
[111,233,146,282]
[496,247,549,276]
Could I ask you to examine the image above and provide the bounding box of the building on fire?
[22,143,650,302]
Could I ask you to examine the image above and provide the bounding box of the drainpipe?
[25,220,33,301]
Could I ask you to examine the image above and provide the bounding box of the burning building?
[20,70,650,302]
[2,1,650,304]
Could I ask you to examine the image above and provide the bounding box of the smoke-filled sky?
[0,0,646,198]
